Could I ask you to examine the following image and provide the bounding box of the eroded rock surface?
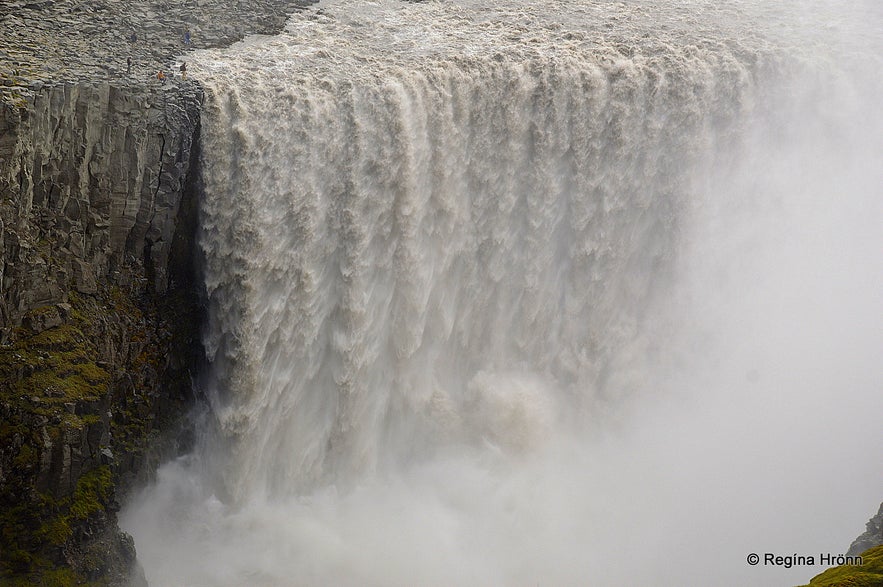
[1,82,202,337]
[0,79,203,583]
[0,0,316,107]
[849,503,883,557]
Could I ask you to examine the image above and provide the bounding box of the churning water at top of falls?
[121,0,883,585]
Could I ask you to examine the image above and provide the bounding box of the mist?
[121,1,883,585]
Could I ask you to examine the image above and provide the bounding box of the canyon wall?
[1,0,317,580]
[0,80,203,585]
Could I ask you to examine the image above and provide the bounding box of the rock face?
[0,80,203,584]
[849,503,883,557]
[0,81,202,335]
[1,1,323,583]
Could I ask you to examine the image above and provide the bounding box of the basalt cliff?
[0,77,202,585]
[0,0,312,583]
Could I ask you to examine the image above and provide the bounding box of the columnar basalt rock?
[0,80,203,584]
[0,81,202,337]
[1,0,319,581]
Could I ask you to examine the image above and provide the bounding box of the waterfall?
[194,11,755,499]
[122,1,883,585]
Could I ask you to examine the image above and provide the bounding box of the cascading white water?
[193,2,755,499]
[122,1,883,585]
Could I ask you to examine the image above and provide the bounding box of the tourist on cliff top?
[156,70,165,84]
[180,63,187,79]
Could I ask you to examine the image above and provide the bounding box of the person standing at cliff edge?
[180,62,187,79]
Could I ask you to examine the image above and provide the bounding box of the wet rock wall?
[0,80,203,584]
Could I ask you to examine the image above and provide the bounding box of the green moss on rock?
[2,278,199,584]
[2,305,109,412]
[41,567,82,587]
[69,466,112,521]
[799,545,883,587]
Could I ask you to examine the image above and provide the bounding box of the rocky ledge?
[0,0,315,108]
[849,503,883,557]
[1,0,313,584]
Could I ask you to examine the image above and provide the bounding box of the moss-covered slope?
[0,282,200,585]
[798,545,883,587]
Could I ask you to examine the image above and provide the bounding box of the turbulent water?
[122,1,883,585]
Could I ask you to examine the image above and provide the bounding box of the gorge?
[2,0,882,585]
